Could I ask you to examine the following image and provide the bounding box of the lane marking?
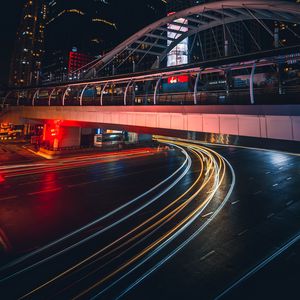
[19,180,56,186]
[0,195,18,201]
[58,173,85,179]
[273,183,279,187]
[287,177,292,181]
[0,164,47,170]
[253,190,262,196]
[67,181,98,188]
[28,188,62,196]
[286,200,294,207]
[238,229,248,237]
[267,213,275,219]
[202,211,214,218]
[200,250,216,261]
[231,200,240,205]
[215,232,300,300]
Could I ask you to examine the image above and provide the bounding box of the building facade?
[9,0,47,87]
[42,0,117,82]
[43,0,167,81]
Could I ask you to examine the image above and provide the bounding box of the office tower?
[9,0,47,87]
[42,0,117,82]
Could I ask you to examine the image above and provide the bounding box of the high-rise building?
[9,0,47,87]
[43,0,167,81]
[42,0,117,82]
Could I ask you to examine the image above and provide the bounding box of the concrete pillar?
[81,128,94,146]
[43,124,81,149]
[24,124,31,136]
[250,63,256,104]
[138,134,153,143]
[59,127,81,148]
[274,25,279,48]
[127,132,152,144]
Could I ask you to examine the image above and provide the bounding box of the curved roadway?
[0,139,299,299]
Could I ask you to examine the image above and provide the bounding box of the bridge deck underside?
[2,105,300,142]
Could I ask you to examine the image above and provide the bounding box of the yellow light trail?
[19,138,229,300]
[72,140,226,299]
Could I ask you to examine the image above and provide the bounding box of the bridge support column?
[79,85,89,106]
[124,80,133,106]
[250,63,256,104]
[277,62,284,95]
[43,123,81,150]
[100,82,108,106]
[32,89,39,106]
[126,132,152,144]
[154,77,162,105]
[194,70,202,105]
[59,127,81,148]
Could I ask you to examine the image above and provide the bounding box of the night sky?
[0,1,23,85]
[0,0,166,85]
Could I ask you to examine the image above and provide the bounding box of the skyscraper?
[42,0,117,82]
[9,0,47,87]
[42,0,167,81]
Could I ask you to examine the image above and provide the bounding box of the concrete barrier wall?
[2,106,300,142]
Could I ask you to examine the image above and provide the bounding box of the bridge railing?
[3,85,300,107]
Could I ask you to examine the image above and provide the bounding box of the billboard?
[167,13,188,67]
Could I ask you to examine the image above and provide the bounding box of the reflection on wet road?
[0,138,300,299]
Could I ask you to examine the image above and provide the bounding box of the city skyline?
[0,0,167,85]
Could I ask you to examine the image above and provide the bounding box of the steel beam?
[250,63,256,104]
[100,82,109,106]
[124,80,133,106]
[32,89,39,106]
[62,87,69,106]
[127,48,162,56]
[194,70,202,105]
[79,84,89,106]
[185,16,208,25]
[135,40,167,49]
[154,77,162,105]
[145,33,175,41]
[48,89,56,106]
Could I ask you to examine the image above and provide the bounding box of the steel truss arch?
[84,0,300,78]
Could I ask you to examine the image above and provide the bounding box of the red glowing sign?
[168,75,189,84]
[44,122,61,142]
[167,12,176,16]
[68,51,93,73]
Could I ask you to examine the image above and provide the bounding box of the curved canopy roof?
[80,0,300,78]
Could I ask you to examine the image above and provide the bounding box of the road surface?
[0,138,299,299]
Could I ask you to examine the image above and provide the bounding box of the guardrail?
[3,86,300,106]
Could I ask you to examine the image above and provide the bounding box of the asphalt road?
[123,140,300,300]
[0,139,299,299]
[0,147,185,257]
[0,142,43,166]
